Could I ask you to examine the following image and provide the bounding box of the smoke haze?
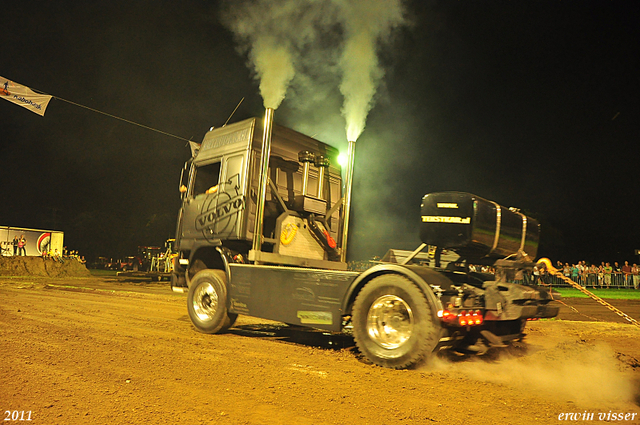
[222,0,406,138]
[252,38,295,110]
[334,0,405,141]
[222,0,332,110]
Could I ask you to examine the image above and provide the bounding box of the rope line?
[51,96,192,142]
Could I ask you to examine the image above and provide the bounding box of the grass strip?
[552,287,640,300]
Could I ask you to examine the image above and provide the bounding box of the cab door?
[180,159,222,246]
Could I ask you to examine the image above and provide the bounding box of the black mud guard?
[341,263,450,323]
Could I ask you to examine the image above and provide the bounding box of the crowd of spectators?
[468,260,639,289]
[41,246,86,265]
[531,260,640,289]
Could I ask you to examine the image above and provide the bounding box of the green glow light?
[337,153,348,167]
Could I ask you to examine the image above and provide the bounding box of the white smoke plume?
[333,0,405,141]
[251,37,295,110]
[222,0,406,138]
[221,0,335,110]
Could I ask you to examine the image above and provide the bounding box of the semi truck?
[171,110,559,369]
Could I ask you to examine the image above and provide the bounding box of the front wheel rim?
[366,294,414,349]
[193,282,218,322]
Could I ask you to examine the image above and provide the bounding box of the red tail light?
[458,310,483,326]
[438,309,458,324]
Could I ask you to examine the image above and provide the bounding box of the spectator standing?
[612,261,622,286]
[532,265,540,285]
[621,261,632,288]
[597,263,604,288]
[571,264,580,284]
[12,236,18,256]
[632,264,639,290]
[588,263,598,288]
[603,262,613,288]
[580,262,589,286]
[17,234,26,256]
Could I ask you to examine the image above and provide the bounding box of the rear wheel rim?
[366,294,414,349]
[193,282,218,322]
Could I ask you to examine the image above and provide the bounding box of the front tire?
[352,274,440,369]
[187,269,237,334]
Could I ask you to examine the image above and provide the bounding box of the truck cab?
[173,117,345,288]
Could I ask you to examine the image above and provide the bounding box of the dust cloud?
[427,340,636,408]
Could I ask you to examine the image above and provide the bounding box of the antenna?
[223,97,245,127]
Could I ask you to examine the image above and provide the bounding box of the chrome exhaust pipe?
[340,140,356,262]
[298,150,314,196]
[252,107,274,259]
[315,155,330,201]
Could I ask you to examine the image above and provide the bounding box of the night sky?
[2,1,639,265]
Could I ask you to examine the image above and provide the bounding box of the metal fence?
[533,272,638,289]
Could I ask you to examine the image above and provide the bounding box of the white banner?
[1,76,52,116]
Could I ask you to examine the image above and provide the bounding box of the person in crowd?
[17,234,26,256]
[632,264,639,290]
[52,249,64,263]
[580,261,589,286]
[11,235,18,257]
[532,265,541,285]
[588,263,598,288]
[621,261,632,288]
[563,263,571,278]
[570,264,580,284]
[612,261,622,286]
[12,236,18,256]
[603,262,613,288]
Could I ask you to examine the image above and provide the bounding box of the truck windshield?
[193,161,221,197]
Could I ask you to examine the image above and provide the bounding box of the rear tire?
[187,269,237,334]
[352,274,439,369]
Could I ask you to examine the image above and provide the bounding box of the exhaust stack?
[314,155,330,201]
[251,107,275,260]
[340,140,356,262]
[298,150,315,196]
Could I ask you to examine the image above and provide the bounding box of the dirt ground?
[1,275,639,425]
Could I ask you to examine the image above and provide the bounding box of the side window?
[193,161,221,197]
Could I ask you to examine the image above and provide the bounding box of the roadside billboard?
[0,226,64,256]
